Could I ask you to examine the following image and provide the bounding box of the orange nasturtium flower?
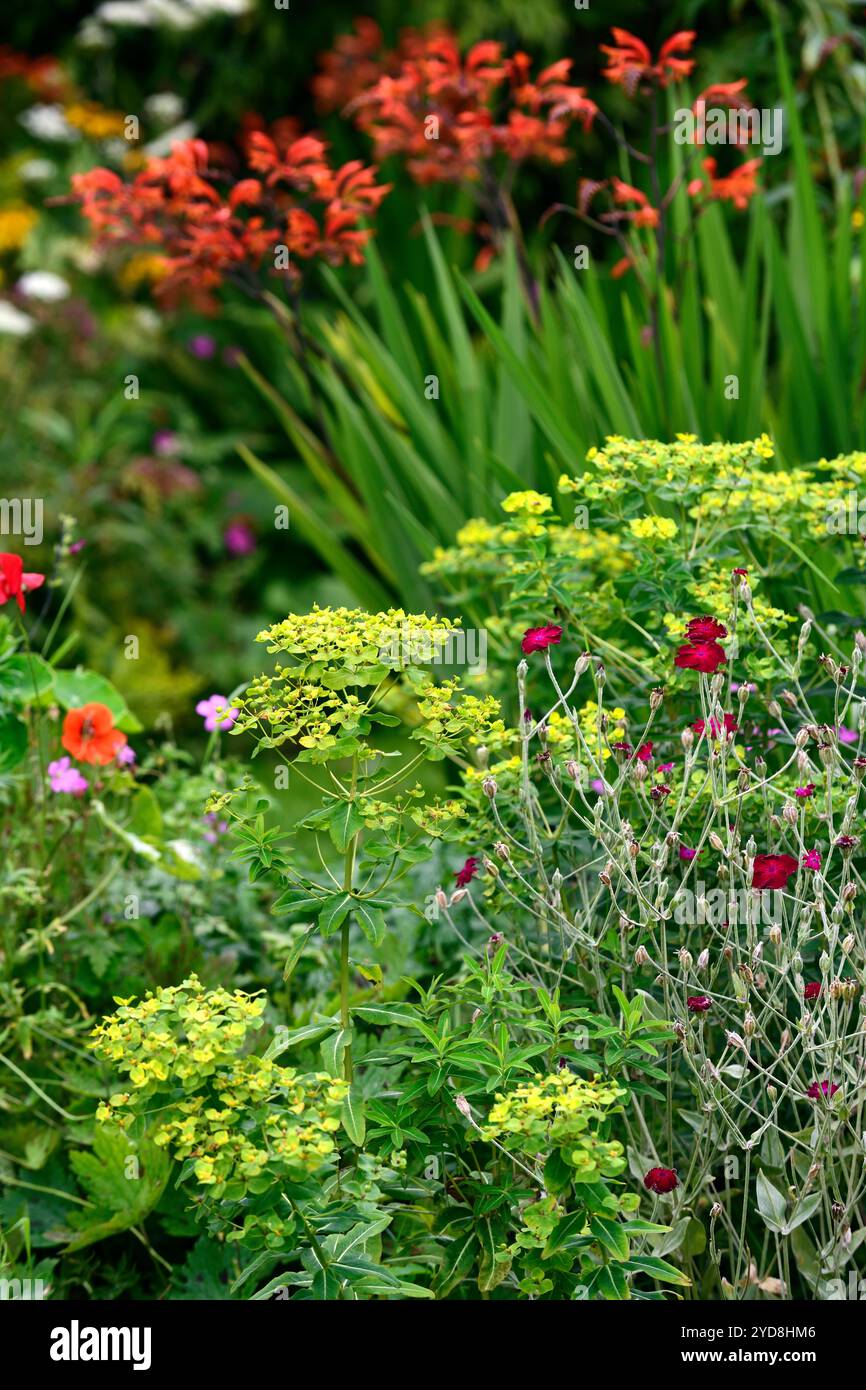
[62,703,127,765]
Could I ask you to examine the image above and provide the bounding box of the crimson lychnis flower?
[751,853,798,890]
[521,624,563,655]
[644,1166,678,1194]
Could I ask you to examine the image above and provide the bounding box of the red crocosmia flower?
[636,741,653,762]
[807,1080,839,1100]
[521,624,563,655]
[644,1166,679,1194]
[803,849,821,871]
[61,703,127,766]
[600,28,695,94]
[803,982,821,1002]
[686,615,728,642]
[751,853,798,890]
[0,552,45,613]
[674,641,726,674]
[689,156,761,210]
[454,855,480,887]
[687,995,711,1013]
[72,135,390,309]
[691,714,737,739]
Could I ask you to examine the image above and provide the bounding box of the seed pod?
[634,944,650,966]
[650,687,664,711]
[575,651,591,677]
[709,831,725,853]
[842,933,855,955]
[435,888,448,908]
[744,1011,757,1036]
[782,801,798,825]
[843,883,857,903]
[482,776,497,799]
[769,924,782,947]
[697,949,710,971]
[678,948,693,971]
[493,840,510,861]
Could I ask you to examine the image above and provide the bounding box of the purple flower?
[196,694,238,733]
[116,745,137,766]
[838,725,858,745]
[68,539,86,555]
[223,519,256,556]
[48,756,88,795]
[188,334,216,360]
[202,811,229,844]
[152,430,180,457]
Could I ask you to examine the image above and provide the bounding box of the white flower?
[144,91,185,125]
[18,104,77,143]
[0,301,36,337]
[95,1,156,24]
[143,120,195,157]
[16,272,71,303]
[18,158,57,182]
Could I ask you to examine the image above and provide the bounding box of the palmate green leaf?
[65,1128,169,1253]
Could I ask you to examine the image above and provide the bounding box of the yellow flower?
[501,490,552,516]
[64,101,127,140]
[0,205,37,253]
[629,515,678,542]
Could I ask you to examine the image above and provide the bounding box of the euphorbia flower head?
[644,1166,678,1194]
[521,623,562,655]
[751,853,798,890]
[61,703,127,766]
[0,552,45,612]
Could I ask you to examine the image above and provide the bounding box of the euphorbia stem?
[340,756,359,1083]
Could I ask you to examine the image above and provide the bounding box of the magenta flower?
[807,1080,839,1100]
[521,623,563,655]
[188,333,216,359]
[224,519,256,556]
[794,783,816,798]
[838,725,858,745]
[116,745,137,766]
[454,855,480,887]
[152,430,180,457]
[48,756,88,795]
[679,845,698,861]
[196,694,238,733]
[803,849,821,871]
